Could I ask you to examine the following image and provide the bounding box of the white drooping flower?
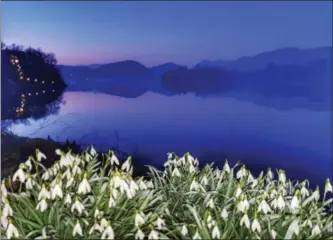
[311,225,321,236]
[66,177,74,189]
[271,229,277,239]
[38,185,51,201]
[25,176,34,190]
[1,215,8,228]
[121,157,131,172]
[100,218,109,229]
[36,198,48,212]
[267,168,274,180]
[55,149,62,155]
[89,222,104,235]
[200,175,208,186]
[108,196,116,208]
[300,185,310,198]
[78,175,91,195]
[290,192,300,213]
[251,218,261,233]
[135,228,145,240]
[110,153,119,166]
[206,198,215,209]
[59,153,74,167]
[72,163,82,176]
[13,165,26,183]
[313,186,320,202]
[172,167,181,177]
[73,220,83,237]
[148,229,159,240]
[3,201,13,217]
[65,194,72,205]
[190,179,200,191]
[36,150,47,162]
[212,225,221,239]
[181,225,188,236]
[235,185,242,198]
[278,170,286,185]
[24,159,33,171]
[129,179,139,196]
[155,217,166,230]
[42,170,52,181]
[6,221,19,239]
[240,213,250,229]
[236,166,247,180]
[237,196,250,213]
[258,199,271,214]
[277,194,286,210]
[223,160,231,173]
[90,146,97,156]
[146,180,154,189]
[101,222,115,239]
[135,212,146,227]
[51,182,63,200]
[221,208,228,220]
[1,180,8,201]
[138,180,148,190]
[325,178,333,193]
[71,198,85,214]
[193,231,201,240]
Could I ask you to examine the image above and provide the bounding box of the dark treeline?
[1,43,67,121]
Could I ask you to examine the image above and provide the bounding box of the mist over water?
[11,91,332,186]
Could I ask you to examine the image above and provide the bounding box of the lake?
[11,91,332,187]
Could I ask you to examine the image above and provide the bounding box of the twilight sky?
[1,1,332,67]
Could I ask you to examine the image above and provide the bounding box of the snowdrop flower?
[59,154,73,167]
[303,219,313,228]
[89,221,104,235]
[110,152,119,166]
[313,186,320,201]
[193,158,199,166]
[247,172,255,184]
[167,152,173,160]
[311,225,321,236]
[221,208,228,220]
[235,185,242,198]
[73,220,83,237]
[1,214,8,228]
[258,199,271,214]
[38,185,51,201]
[66,177,74,189]
[6,220,19,239]
[100,218,109,229]
[108,196,116,208]
[90,146,97,156]
[51,181,63,200]
[240,213,250,229]
[62,168,72,180]
[271,198,278,209]
[190,179,200,191]
[3,200,13,217]
[277,194,286,210]
[237,195,250,213]
[206,198,215,209]
[223,160,231,173]
[325,178,332,193]
[135,212,146,227]
[267,168,274,180]
[236,166,247,180]
[172,167,181,177]
[55,149,62,155]
[25,175,34,190]
[200,175,208,186]
[121,157,131,172]
[94,209,104,219]
[193,231,201,240]
[278,170,286,185]
[300,185,310,198]
[65,194,72,205]
[251,218,261,233]
[129,179,139,196]
[251,179,258,189]
[212,225,221,239]
[36,198,48,212]
[271,229,277,239]
[146,180,154,189]
[148,229,159,239]
[101,221,115,239]
[42,170,51,181]
[36,150,47,162]
[270,189,278,199]
[155,217,166,230]
[181,225,188,236]
[13,164,26,183]
[135,228,145,240]
[290,191,300,213]
[138,180,148,190]
[72,162,82,176]
[71,198,85,214]
[24,158,33,171]
[78,174,91,195]
[291,220,300,236]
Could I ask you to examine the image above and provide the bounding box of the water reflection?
[11,91,332,186]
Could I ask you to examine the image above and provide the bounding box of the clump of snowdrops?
[1,147,332,239]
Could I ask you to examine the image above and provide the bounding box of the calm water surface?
[12,91,332,185]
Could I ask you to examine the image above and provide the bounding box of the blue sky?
[2,1,332,66]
